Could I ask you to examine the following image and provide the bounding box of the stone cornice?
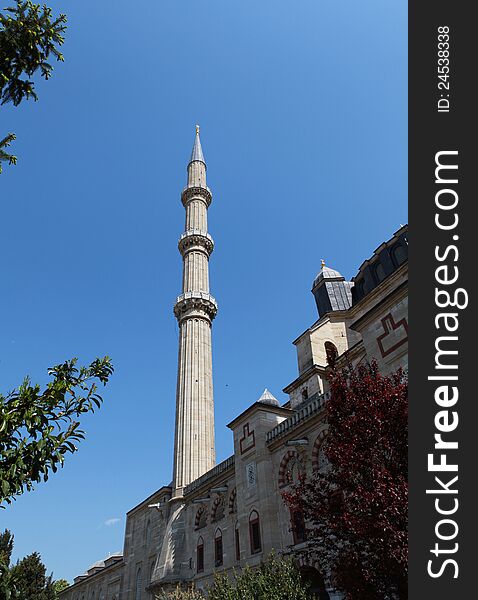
[178,229,214,257]
[181,185,212,208]
[282,364,327,394]
[265,392,330,447]
[174,292,218,323]
[349,278,408,331]
[184,455,235,497]
[226,402,293,430]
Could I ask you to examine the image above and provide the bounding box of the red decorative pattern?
[211,495,225,522]
[239,423,255,454]
[278,450,304,488]
[228,488,237,514]
[376,313,408,358]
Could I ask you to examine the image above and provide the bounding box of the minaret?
[172,126,217,498]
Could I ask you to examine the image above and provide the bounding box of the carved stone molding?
[181,185,212,208]
[178,230,214,257]
[174,292,218,323]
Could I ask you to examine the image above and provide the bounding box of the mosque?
[60,129,408,600]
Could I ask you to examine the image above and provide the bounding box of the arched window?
[324,341,338,366]
[312,431,329,472]
[235,522,241,561]
[249,510,262,554]
[301,388,308,401]
[278,450,305,487]
[196,537,204,573]
[374,261,386,283]
[135,567,142,600]
[391,243,407,266]
[214,528,223,567]
[290,509,307,545]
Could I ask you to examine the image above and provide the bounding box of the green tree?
[157,553,311,600]
[208,554,311,600]
[0,134,16,174]
[156,587,203,600]
[0,1,67,172]
[0,530,14,600]
[52,580,69,597]
[0,531,70,600]
[0,357,114,506]
[10,552,55,600]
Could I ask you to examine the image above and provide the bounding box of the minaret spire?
[189,125,205,164]
[172,127,217,498]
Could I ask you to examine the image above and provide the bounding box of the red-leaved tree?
[284,361,408,600]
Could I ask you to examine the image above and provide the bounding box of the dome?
[312,261,344,288]
[257,388,280,406]
[88,560,105,570]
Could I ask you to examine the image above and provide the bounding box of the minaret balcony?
[178,230,214,257]
[181,185,212,208]
[174,291,218,323]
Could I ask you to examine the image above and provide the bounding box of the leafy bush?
[156,553,311,600]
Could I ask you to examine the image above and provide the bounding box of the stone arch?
[299,566,330,600]
[312,429,328,472]
[228,487,237,514]
[196,536,204,573]
[194,505,208,529]
[214,527,223,566]
[324,341,338,366]
[249,509,262,554]
[278,450,305,487]
[135,566,142,600]
[211,494,225,522]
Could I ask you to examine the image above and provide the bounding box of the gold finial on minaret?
[196,124,200,134]
[321,259,326,268]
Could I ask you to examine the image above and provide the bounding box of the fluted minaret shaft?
[172,127,217,497]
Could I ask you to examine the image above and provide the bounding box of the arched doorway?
[299,566,330,600]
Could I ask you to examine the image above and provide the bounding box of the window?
[392,243,407,266]
[324,341,338,366]
[214,529,223,567]
[374,261,386,283]
[235,523,241,561]
[135,567,142,600]
[301,388,308,401]
[249,510,262,554]
[196,537,204,573]
[279,450,305,487]
[291,509,307,545]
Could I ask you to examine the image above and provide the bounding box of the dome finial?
[321,259,326,268]
[196,124,200,135]
[258,388,279,406]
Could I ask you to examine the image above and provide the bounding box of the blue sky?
[0,0,407,583]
